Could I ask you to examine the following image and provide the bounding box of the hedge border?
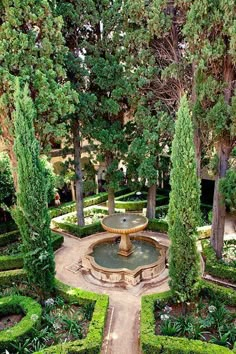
[0,230,19,247]
[113,191,168,211]
[202,239,236,283]
[49,187,129,219]
[141,280,236,354]
[34,279,109,354]
[0,295,42,350]
[0,269,27,286]
[0,232,64,271]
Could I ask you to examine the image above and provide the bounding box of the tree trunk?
[146,183,156,219]
[71,180,76,201]
[108,187,115,215]
[211,55,234,258]
[211,140,231,258]
[105,151,115,215]
[73,122,85,226]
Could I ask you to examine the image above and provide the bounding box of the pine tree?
[13,80,55,298]
[168,95,201,306]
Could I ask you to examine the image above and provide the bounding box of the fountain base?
[82,235,167,286]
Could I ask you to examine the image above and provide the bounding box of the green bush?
[0,232,64,271]
[0,230,20,246]
[0,295,42,350]
[49,188,129,218]
[34,280,109,354]
[0,269,27,286]
[113,192,167,211]
[202,240,236,283]
[147,219,168,233]
[141,282,236,353]
[53,220,103,238]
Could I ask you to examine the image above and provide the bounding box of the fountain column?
[118,233,133,257]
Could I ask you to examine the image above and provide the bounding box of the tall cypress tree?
[13,81,55,298]
[168,95,201,305]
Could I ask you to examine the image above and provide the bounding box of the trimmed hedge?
[141,281,236,353]
[113,191,168,211]
[0,269,27,286]
[147,218,168,233]
[0,232,64,271]
[0,295,42,350]
[34,279,109,354]
[53,220,103,238]
[49,188,129,219]
[202,240,236,283]
[0,230,20,246]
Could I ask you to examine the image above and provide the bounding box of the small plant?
[83,302,95,321]
[210,330,231,347]
[160,319,178,336]
[175,315,195,336]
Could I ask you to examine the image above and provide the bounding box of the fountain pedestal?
[118,233,133,257]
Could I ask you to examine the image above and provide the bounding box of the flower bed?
[0,295,42,351]
[202,239,236,283]
[141,280,236,353]
[0,232,64,271]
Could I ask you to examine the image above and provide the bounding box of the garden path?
[54,231,170,354]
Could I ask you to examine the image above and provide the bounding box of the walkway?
[54,231,170,354]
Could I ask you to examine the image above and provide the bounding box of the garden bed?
[0,280,109,353]
[202,239,236,283]
[113,191,168,211]
[141,280,236,353]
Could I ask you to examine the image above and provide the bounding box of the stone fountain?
[82,213,167,285]
[101,213,148,256]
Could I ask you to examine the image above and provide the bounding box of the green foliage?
[168,95,201,302]
[0,230,19,246]
[13,82,55,298]
[147,219,169,233]
[0,152,15,207]
[53,220,103,238]
[141,282,236,354]
[0,295,42,350]
[220,168,236,210]
[0,269,27,287]
[34,280,109,354]
[0,0,76,148]
[114,192,167,211]
[202,240,236,283]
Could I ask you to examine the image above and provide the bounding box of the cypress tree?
[13,80,55,298]
[168,95,201,305]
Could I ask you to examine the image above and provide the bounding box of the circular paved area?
[55,231,170,354]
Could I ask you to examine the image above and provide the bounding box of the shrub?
[0,232,63,271]
[52,220,103,238]
[147,219,168,233]
[202,240,236,283]
[0,230,19,246]
[114,191,167,211]
[0,269,27,286]
[0,295,42,350]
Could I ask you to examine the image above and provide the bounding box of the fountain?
[101,213,148,256]
[82,213,167,285]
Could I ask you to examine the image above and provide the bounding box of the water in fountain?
[92,240,160,270]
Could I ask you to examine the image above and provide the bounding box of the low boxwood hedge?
[202,239,236,283]
[0,232,64,271]
[147,218,168,233]
[49,188,129,219]
[141,280,236,354]
[113,191,168,211]
[53,220,103,238]
[0,269,27,286]
[34,279,109,354]
[0,230,20,246]
[0,295,42,350]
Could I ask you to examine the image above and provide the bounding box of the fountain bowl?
[101,213,148,235]
[82,235,167,286]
